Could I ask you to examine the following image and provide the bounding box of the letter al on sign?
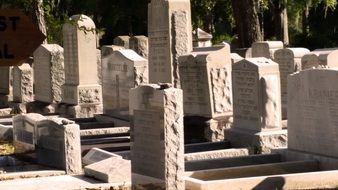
[0,9,45,66]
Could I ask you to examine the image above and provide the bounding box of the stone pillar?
[129,84,184,190]
[13,63,34,103]
[33,44,65,103]
[274,48,309,119]
[129,35,148,58]
[148,0,193,87]
[102,49,148,120]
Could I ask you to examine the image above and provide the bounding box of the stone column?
[129,84,184,190]
[13,63,34,103]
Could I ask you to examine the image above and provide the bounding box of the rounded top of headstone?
[69,14,96,29]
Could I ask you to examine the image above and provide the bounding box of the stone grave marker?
[113,36,130,49]
[231,53,244,64]
[13,63,34,103]
[62,14,102,106]
[101,45,125,58]
[13,113,46,153]
[129,35,148,58]
[36,117,81,174]
[97,49,102,85]
[129,84,184,190]
[274,48,310,119]
[251,41,283,59]
[301,48,338,70]
[33,44,65,103]
[102,49,148,120]
[83,147,122,165]
[148,0,193,87]
[288,68,338,158]
[179,45,232,118]
[193,28,213,47]
[0,66,13,105]
[232,58,282,131]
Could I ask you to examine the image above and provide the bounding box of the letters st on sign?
[0,9,46,66]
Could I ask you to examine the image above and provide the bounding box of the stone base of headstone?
[131,174,165,190]
[225,128,287,153]
[59,104,103,118]
[26,101,58,115]
[10,103,27,114]
[184,115,233,143]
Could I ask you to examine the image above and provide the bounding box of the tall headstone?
[148,0,193,87]
[251,41,283,59]
[13,63,34,103]
[129,35,148,58]
[274,48,310,119]
[36,117,82,174]
[33,44,65,103]
[129,84,184,190]
[113,36,130,49]
[232,58,281,131]
[179,45,232,118]
[288,69,338,158]
[102,49,148,120]
[62,15,102,106]
[193,28,213,47]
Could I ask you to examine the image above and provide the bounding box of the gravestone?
[97,49,102,85]
[301,48,338,70]
[83,147,122,165]
[288,69,338,158]
[36,117,81,174]
[231,53,244,64]
[179,45,232,118]
[33,44,65,103]
[251,41,283,59]
[113,36,130,49]
[13,113,46,153]
[61,14,102,117]
[193,28,213,47]
[102,49,148,120]
[148,0,193,87]
[13,63,34,103]
[274,48,310,119]
[129,84,184,190]
[101,45,125,58]
[0,66,13,106]
[129,35,148,58]
[226,58,286,152]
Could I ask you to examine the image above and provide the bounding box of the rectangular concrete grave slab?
[179,45,232,118]
[84,157,131,183]
[13,63,34,103]
[33,44,65,103]
[83,147,122,165]
[148,0,193,87]
[288,68,338,158]
[129,84,184,190]
[251,41,283,59]
[36,117,82,174]
[185,148,250,161]
[232,57,282,131]
[13,113,46,153]
[102,49,148,120]
[273,48,310,119]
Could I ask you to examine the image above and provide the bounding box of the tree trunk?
[231,0,262,48]
[32,0,47,44]
[281,0,289,45]
[302,3,310,36]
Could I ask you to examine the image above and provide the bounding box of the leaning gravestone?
[129,84,184,190]
[13,63,34,103]
[61,14,102,117]
[36,117,81,174]
[33,44,65,103]
[179,45,232,118]
[226,58,286,152]
[102,49,148,120]
[274,48,310,119]
[113,36,130,49]
[148,0,193,87]
[251,41,283,59]
[129,35,148,58]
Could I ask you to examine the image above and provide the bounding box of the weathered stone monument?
[113,35,130,49]
[231,53,244,64]
[101,45,125,58]
[129,84,184,189]
[148,0,193,87]
[251,41,284,59]
[36,117,82,174]
[61,14,102,117]
[301,48,338,70]
[274,48,310,119]
[33,44,65,103]
[193,28,213,47]
[102,49,148,120]
[0,66,13,106]
[226,58,286,151]
[129,35,148,58]
[179,45,232,118]
[13,63,34,103]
